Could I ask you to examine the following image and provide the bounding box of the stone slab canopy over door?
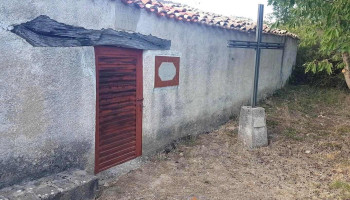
[95,46,143,173]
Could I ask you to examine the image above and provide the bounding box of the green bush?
[289,53,346,88]
[288,37,347,88]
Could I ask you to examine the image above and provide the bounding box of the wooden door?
[94,46,143,173]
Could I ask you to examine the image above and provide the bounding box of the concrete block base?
[238,106,268,148]
[0,170,98,200]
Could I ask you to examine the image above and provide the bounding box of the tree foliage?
[268,0,350,88]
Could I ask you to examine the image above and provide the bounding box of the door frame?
[94,46,143,174]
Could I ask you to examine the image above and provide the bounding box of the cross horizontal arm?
[227,40,284,49]
[227,40,259,49]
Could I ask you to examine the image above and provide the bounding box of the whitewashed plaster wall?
[0,0,297,187]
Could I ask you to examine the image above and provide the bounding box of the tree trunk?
[342,52,350,89]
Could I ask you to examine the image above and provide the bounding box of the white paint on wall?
[158,62,177,81]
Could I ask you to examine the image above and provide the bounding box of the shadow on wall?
[0,141,90,189]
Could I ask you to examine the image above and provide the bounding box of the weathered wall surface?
[131,4,297,155]
[0,0,117,188]
[0,0,297,188]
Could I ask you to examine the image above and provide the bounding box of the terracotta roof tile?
[121,0,298,38]
[141,0,151,4]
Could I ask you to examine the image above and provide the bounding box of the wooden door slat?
[99,96,136,105]
[100,131,136,146]
[98,57,137,65]
[99,137,136,152]
[98,65,136,69]
[99,101,135,111]
[99,141,136,158]
[99,91,136,100]
[99,109,136,122]
[99,81,136,88]
[100,126,136,137]
[99,85,136,94]
[99,117,136,130]
[100,126,136,140]
[99,69,135,74]
[99,104,135,114]
[99,113,136,127]
[99,146,136,163]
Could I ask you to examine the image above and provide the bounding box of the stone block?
[238,106,268,148]
[0,170,98,200]
[0,195,9,200]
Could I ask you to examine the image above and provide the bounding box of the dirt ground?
[97,86,350,200]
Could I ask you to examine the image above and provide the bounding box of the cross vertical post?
[252,4,264,107]
[228,4,284,108]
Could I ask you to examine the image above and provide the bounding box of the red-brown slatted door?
[94,46,143,174]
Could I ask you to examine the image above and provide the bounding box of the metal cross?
[227,4,284,107]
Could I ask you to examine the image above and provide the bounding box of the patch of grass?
[224,123,239,137]
[283,127,304,141]
[233,128,238,134]
[226,128,238,137]
[330,180,350,199]
[262,85,350,144]
[320,142,342,150]
[337,125,350,135]
[266,119,279,129]
[267,85,348,116]
[183,135,197,146]
[330,180,350,191]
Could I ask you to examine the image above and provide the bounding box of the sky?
[170,0,273,21]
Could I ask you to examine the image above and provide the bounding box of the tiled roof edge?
[121,0,299,39]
